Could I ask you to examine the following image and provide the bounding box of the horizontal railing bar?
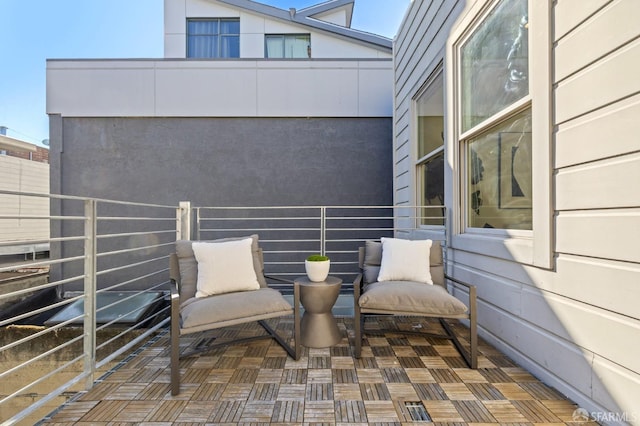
[97,216,176,222]
[197,206,322,210]
[96,255,168,277]
[0,333,83,381]
[0,274,84,302]
[0,353,86,407]
[0,189,176,209]
[94,289,165,321]
[200,216,321,221]
[0,254,86,274]
[96,317,169,369]
[97,272,169,294]
[97,229,175,239]
[2,366,91,425]
[0,235,86,248]
[96,241,174,258]
[96,305,168,348]
[199,227,321,232]
[0,315,83,355]
[0,215,87,221]
[0,294,83,327]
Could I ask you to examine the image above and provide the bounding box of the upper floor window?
[415,70,444,226]
[187,18,240,58]
[265,34,311,58]
[459,0,531,230]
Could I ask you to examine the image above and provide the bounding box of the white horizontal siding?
[0,156,50,245]
[556,152,640,210]
[555,0,638,81]
[555,37,640,124]
[555,93,640,169]
[556,209,640,263]
[554,0,612,40]
[394,0,640,420]
[393,0,461,208]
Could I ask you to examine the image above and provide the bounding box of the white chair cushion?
[377,237,433,284]
[192,238,260,297]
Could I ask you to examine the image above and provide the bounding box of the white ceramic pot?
[305,259,330,282]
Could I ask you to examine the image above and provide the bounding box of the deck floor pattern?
[40,317,594,425]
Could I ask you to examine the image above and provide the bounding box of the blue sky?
[0,0,410,148]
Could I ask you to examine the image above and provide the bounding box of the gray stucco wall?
[49,116,393,292]
[51,117,392,207]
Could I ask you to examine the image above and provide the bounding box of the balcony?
[0,190,593,424]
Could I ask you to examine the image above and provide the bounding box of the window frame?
[413,65,445,228]
[264,34,311,59]
[186,18,240,59]
[446,0,552,268]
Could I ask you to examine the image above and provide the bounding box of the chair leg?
[468,285,478,369]
[170,314,180,395]
[354,303,362,358]
[294,282,301,360]
[169,299,180,395]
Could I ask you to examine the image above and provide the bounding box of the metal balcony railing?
[0,190,443,425]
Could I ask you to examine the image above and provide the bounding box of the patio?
[39,316,590,425]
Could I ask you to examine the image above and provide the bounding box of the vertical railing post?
[83,199,97,390]
[320,206,326,256]
[176,201,191,241]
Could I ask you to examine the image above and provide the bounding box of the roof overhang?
[215,0,392,51]
[0,134,37,152]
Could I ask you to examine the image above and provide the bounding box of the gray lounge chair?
[353,239,477,368]
[169,235,300,395]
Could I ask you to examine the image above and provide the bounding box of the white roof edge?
[298,0,354,27]
[0,134,37,152]
[215,0,392,50]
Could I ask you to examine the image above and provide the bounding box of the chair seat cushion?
[359,281,468,317]
[180,288,292,332]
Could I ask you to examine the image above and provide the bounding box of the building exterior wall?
[46,59,393,118]
[164,0,391,59]
[0,155,50,255]
[48,115,392,292]
[394,0,639,421]
[50,116,392,207]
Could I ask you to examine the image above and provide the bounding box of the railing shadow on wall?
[0,189,442,424]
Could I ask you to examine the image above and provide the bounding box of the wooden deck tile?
[363,400,401,423]
[276,383,306,400]
[359,383,391,400]
[404,367,436,383]
[303,400,335,423]
[385,383,420,400]
[38,318,587,426]
[333,383,362,400]
[335,400,367,423]
[272,400,304,423]
[452,400,497,422]
[421,400,465,422]
[482,400,529,423]
[440,383,477,400]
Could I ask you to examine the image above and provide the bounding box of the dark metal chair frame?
[169,251,301,395]
[353,243,478,369]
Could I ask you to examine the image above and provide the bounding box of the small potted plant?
[305,254,330,282]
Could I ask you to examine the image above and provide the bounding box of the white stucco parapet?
[46,59,393,118]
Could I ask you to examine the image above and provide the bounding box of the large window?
[415,71,444,225]
[187,18,240,58]
[459,0,531,230]
[265,34,311,58]
[448,0,552,267]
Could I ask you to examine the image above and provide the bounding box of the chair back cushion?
[175,235,267,302]
[361,239,444,288]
